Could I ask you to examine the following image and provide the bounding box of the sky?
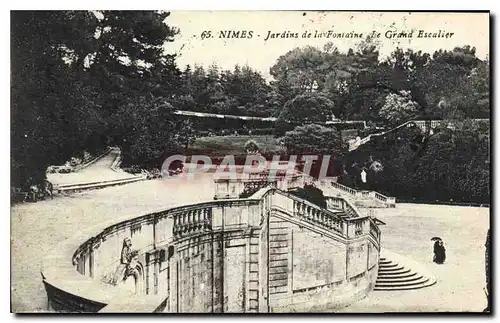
[164,11,489,79]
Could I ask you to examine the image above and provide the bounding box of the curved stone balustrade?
[42,187,381,313]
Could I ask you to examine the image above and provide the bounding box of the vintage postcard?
[11,11,490,313]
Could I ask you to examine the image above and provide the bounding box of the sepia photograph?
[10,10,490,314]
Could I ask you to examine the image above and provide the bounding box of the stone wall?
[265,213,380,312]
[42,188,381,313]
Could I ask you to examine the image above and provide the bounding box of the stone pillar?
[168,250,178,312]
[363,218,370,235]
[345,244,351,281]
[145,250,160,295]
[346,222,354,238]
[212,233,224,312]
[154,252,160,295]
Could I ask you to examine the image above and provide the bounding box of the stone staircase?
[318,180,396,208]
[375,254,436,291]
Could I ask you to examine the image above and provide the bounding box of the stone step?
[374,277,436,291]
[375,277,430,288]
[376,274,424,284]
[379,262,399,269]
[376,271,418,279]
[378,266,407,273]
[375,251,437,291]
[378,268,412,276]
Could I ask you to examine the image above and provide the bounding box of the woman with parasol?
[431,237,446,264]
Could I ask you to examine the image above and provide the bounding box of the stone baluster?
[181,212,185,227]
[174,214,179,236]
[190,210,195,229]
[188,211,193,231]
[189,210,195,230]
[204,209,210,229]
[190,210,195,231]
[196,209,202,229]
[198,209,202,230]
[183,212,188,232]
[179,212,185,233]
[306,206,312,221]
[202,209,207,229]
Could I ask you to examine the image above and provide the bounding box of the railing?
[374,192,387,202]
[330,181,357,196]
[319,181,396,207]
[75,147,114,171]
[55,176,147,193]
[289,197,345,235]
[172,207,212,238]
[43,186,379,313]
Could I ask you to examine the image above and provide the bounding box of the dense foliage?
[289,184,327,209]
[12,11,490,204]
[280,124,346,157]
[12,11,182,187]
[341,121,490,204]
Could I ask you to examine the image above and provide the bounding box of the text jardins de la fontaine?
[202,29,455,41]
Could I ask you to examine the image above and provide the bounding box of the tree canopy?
[280,124,346,157]
[12,12,490,204]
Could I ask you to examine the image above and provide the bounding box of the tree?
[113,98,180,167]
[11,10,183,190]
[344,119,490,203]
[280,124,346,156]
[277,92,336,125]
[270,46,329,103]
[289,184,327,209]
[244,140,260,154]
[11,11,103,187]
[378,90,420,125]
[175,120,197,150]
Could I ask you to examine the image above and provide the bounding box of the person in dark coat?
[433,240,446,264]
